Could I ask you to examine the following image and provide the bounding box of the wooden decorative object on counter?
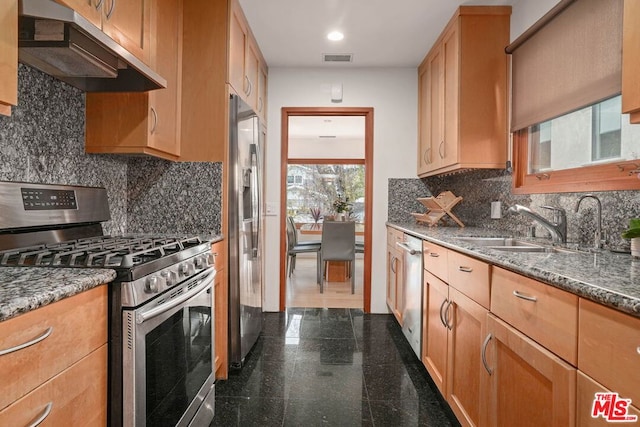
[412,191,464,227]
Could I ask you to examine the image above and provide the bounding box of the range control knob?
[162,270,178,287]
[180,262,195,277]
[195,256,205,269]
[145,276,159,294]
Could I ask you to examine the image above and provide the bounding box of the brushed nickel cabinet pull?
[94,0,103,9]
[429,252,439,257]
[445,300,453,330]
[27,402,53,427]
[150,107,158,134]
[481,334,493,375]
[458,266,473,273]
[439,298,448,327]
[106,0,116,19]
[390,256,397,274]
[439,140,445,159]
[0,326,53,356]
[423,147,431,165]
[513,290,538,302]
[636,346,640,355]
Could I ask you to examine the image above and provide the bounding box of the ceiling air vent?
[323,53,353,63]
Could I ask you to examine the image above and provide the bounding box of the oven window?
[145,305,212,426]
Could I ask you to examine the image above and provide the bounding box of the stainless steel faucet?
[508,204,567,243]
[575,194,603,249]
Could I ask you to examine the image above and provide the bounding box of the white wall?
[263,67,418,312]
[261,0,563,313]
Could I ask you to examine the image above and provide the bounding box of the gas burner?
[0,235,209,269]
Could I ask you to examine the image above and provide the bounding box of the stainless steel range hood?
[18,0,166,92]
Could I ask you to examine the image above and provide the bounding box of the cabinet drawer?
[0,345,107,426]
[579,299,640,407]
[0,286,107,410]
[423,241,448,282]
[447,250,491,309]
[491,267,578,365]
[387,227,404,247]
[576,370,640,426]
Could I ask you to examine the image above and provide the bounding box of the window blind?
[508,0,623,132]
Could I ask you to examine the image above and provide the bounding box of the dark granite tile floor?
[210,308,460,427]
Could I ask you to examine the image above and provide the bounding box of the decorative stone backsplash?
[0,64,222,236]
[389,169,640,250]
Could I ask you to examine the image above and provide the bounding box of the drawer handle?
[481,333,493,375]
[429,252,440,257]
[0,326,53,356]
[513,290,537,302]
[458,266,473,273]
[28,402,53,427]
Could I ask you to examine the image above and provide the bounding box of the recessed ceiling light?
[327,31,344,41]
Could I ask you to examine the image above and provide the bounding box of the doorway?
[279,107,373,312]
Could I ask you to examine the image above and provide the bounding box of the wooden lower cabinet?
[0,345,107,426]
[576,370,640,426]
[446,287,489,427]
[486,314,576,427]
[422,270,488,427]
[386,243,403,324]
[422,270,449,393]
[0,286,107,424]
[212,240,228,380]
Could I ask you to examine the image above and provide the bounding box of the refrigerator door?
[229,95,263,368]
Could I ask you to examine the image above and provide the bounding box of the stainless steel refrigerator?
[228,94,263,369]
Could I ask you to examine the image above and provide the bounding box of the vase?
[336,213,345,221]
[631,238,640,258]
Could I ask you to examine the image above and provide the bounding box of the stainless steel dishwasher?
[396,234,423,358]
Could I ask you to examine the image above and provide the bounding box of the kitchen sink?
[456,236,579,254]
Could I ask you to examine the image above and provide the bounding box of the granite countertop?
[387,221,640,319]
[0,268,117,322]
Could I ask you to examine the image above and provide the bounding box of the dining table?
[299,222,364,282]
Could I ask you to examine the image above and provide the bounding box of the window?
[592,96,622,161]
[529,121,551,173]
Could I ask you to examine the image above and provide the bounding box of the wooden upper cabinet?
[101,0,150,63]
[227,0,267,118]
[56,0,150,63]
[0,0,17,117]
[622,0,640,123]
[417,6,511,177]
[85,0,182,160]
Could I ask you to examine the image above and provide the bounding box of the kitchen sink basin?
[456,236,579,254]
[456,237,539,247]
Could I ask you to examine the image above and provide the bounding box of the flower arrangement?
[333,196,352,213]
[309,207,322,223]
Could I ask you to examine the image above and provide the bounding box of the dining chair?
[286,217,321,283]
[320,221,356,293]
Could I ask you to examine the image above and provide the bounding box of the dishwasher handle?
[396,242,422,255]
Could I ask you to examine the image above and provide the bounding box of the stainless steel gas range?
[0,182,216,427]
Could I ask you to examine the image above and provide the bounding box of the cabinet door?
[428,47,444,172]
[257,64,268,121]
[245,38,260,110]
[441,24,459,169]
[55,0,101,28]
[0,0,17,116]
[486,314,576,427]
[576,371,640,426]
[446,287,489,427]
[148,0,182,156]
[417,62,432,175]
[386,246,403,324]
[212,241,228,380]
[422,270,449,395]
[101,0,150,63]
[229,1,248,98]
[622,0,640,122]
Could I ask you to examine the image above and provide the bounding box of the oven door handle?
[136,268,216,324]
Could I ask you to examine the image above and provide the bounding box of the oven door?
[123,267,216,427]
